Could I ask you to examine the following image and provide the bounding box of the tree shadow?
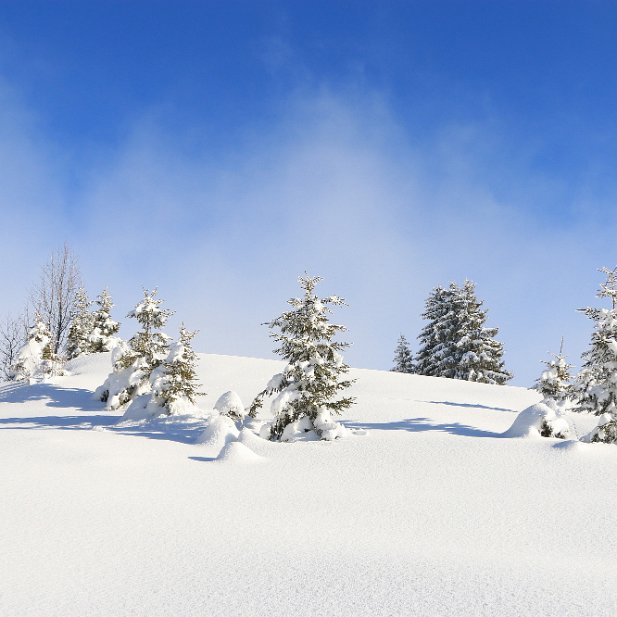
[0,382,100,412]
[345,417,501,438]
[188,456,217,463]
[0,414,117,430]
[422,400,516,413]
[0,381,209,445]
[108,418,210,445]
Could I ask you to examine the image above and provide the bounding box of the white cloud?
[1,82,614,385]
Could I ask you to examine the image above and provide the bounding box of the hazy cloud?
[0,81,614,385]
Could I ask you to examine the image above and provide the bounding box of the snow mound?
[197,415,239,454]
[503,402,570,439]
[216,441,264,464]
[237,427,265,448]
[214,390,245,421]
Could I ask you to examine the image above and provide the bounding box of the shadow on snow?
[422,400,516,413]
[344,417,501,438]
[188,456,218,463]
[0,382,100,412]
[0,381,208,445]
[0,382,506,443]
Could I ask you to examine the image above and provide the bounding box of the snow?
[213,390,245,420]
[216,440,264,464]
[196,414,239,455]
[1,352,617,617]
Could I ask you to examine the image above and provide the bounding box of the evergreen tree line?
[391,268,617,444]
[5,245,617,444]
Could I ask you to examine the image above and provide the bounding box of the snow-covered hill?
[1,353,616,617]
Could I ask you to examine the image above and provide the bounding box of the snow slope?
[1,353,616,617]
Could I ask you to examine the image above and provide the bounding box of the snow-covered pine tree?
[535,339,573,406]
[450,280,512,385]
[89,289,120,352]
[249,274,355,441]
[148,326,204,416]
[66,288,94,360]
[429,282,462,379]
[391,334,414,373]
[125,289,173,371]
[9,315,54,381]
[415,285,453,376]
[96,289,173,410]
[415,281,511,384]
[576,267,617,443]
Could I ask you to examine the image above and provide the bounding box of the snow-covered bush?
[9,317,55,382]
[89,289,120,353]
[504,402,570,440]
[214,390,245,422]
[95,289,172,411]
[250,274,354,441]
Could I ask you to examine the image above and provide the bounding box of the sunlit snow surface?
[1,353,616,617]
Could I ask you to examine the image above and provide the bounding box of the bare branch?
[31,243,82,357]
[0,314,26,380]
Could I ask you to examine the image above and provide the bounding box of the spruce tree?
[149,326,204,415]
[66,288,94,360]
[250,275,354,441]
[430,282,462,379]
[576,267,617,439]
[415,285,453,376]
[391,334,414,373]
[89,289,120,352]
[450,280,512,385]
[415,281,511,384]
[535,339,573,406]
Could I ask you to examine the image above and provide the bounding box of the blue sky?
[1,1,617,384]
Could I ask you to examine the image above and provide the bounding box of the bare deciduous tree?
[31,244,82,357]
[0,314,25,380]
